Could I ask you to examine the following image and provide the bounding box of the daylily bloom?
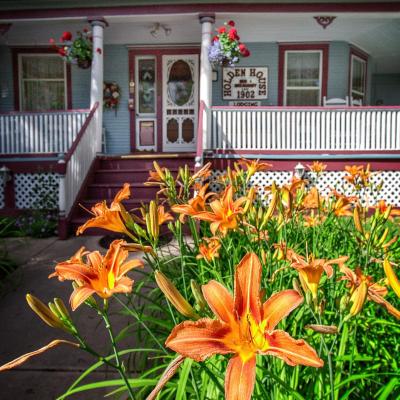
[196,237,221,262]
[166,253,323,400]
[193,185,246,236]
[340,265,400,319]
[307,161,327,174]
[344,165,363,185]
[301,187,323,210]
[303,212,326,228]
[237,158,272,181]
[373,200,400,220]
[191,162,212,183]
[50,240,143,310]
[77,183,135,239]
[290,252,348,299]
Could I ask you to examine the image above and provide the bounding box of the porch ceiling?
[1,12,399,73]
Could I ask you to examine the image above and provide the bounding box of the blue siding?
[71,67,90,109]
[0,46,14,112]
[372,74,400,106]
[102,45,130,154]
[327,42,350,100]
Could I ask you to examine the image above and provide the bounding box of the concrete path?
[0,236,147,400]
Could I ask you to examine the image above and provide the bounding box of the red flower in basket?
[228,28,240,41]
[58,48,66,57]
[61,31,72,42]
[227,20,235,27]
[239,43,250,57]
[218,26,226,34]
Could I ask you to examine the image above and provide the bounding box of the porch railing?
[0,109,90,154]
[209,106,400,152]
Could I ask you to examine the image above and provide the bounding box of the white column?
[199,14,215,157]
[88,17,108,153]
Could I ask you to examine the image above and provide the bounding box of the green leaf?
[176,358,193,400]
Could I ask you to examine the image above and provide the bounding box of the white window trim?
[283,50,323,106]
[18,53,67,111]
[350,54,367,102]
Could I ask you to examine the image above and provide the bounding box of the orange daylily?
[237,158,272,180]
[193,185,246,236]
[307,161,327,174]
[77,183,134,238]
[191,162,212,182]
[196,237,221,262]
[303,212,326,228]
[290,252,348,299]
[340,265,400,319]
[50,240,143,310]
[166,253,323,400]
[373,200,400,219]
[302,187,323,210]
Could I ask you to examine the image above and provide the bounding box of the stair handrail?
[58,101,99,238]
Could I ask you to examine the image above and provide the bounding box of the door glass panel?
[138,59,156,114]
[167,60,193,106]
[167,118,179,143]
[286,89,319,106]
[351,58,366,94]
[182,118,194,143]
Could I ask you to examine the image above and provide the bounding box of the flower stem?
[101,307,135,400]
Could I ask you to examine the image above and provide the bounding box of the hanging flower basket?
[208,20,250,68]
[50,29,93,69]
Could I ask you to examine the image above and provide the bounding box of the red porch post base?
[58,217,69,240]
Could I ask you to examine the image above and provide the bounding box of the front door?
[130,50,198,153]
[162,54,198,152]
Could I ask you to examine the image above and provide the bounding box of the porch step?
[68,154,195,237]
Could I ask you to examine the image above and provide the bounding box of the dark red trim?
[64,102,99,164]
[213,149,400,156]
[128,47,200,153]
[11,47,72,111]
[0,108,90,115]
[349,46,369,105]
[4,176,15,209]
[210,105,400,110]
[1,3,400,19]
[278,43,329,106]
[0,160,63,173]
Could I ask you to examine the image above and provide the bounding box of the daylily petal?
[262,290,303,331]
[165,318,232,362]
[368,291,400,320]
[112,276,134,294]
[202,280,234,323]
[118,259,144,278]
[235,253,262,322]
[111,183,130,209]
[225,355,256,400]
[265,330,324,367]
[70,286,96,311]
[50,263,95,283]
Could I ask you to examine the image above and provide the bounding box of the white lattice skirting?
[210,170,400,207]
[14,173,59,209]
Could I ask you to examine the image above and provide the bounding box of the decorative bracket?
[314,16,336,30]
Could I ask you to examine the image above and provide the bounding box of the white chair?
[323,96,349,106]
[351,97,363,106]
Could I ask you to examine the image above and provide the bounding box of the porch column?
[198,14,215,164]
[88,17,108,153]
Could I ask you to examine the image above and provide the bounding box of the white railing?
[210,107,400,151]
[0,109,90,154]
[60,103,99,217]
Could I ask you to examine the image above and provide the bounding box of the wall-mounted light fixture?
[150,23,172,38]
[294,162,305,179]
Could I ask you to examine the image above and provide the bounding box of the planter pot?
[77,59,92,69]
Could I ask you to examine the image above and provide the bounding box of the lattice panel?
[0,176,5,209]
[15,173,59,209]
[210,170,400,206]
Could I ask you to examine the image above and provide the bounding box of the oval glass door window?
[167,118,179,143]
[167,60,193,106]
[182,118,194,143]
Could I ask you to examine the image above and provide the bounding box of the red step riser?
[94,171,154,184]
[99,159,194,170]
[86,185,158,199]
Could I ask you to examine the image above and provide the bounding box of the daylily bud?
[305,324,338,334]
[340,294,349,312]
[382,235,398,250]
[383,258,400,298]
[263,191,277,225]
[155,271,199,319]
[190,280,207,310]
[243,187,255,213]
[26,294,64,330]
[54,298,71,320]
[292,278,303,296]
[376,228,389,247]
[349,281,368,317]
[383,205,392,221]
[353,206,364,234]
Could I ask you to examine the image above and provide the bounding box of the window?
[19,54,67,111]
[278,44,329,106]
[350,51,367,104]
[284,51,322,106]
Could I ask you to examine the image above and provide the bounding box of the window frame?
[349,47,368,105]
[278,43,329,106]
[12,47,72,111]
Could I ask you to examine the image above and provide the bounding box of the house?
[0,1,400,238]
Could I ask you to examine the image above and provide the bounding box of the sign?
[229,101,261,107]
[223,67,268,100]
[139,120,155,146]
